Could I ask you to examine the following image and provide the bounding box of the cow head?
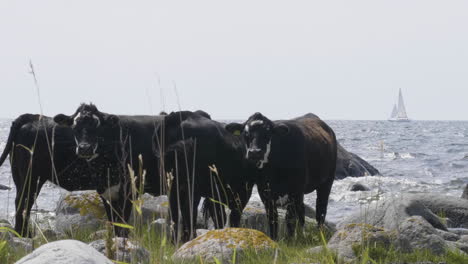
[54,103,119,160]
[226,112,289,169]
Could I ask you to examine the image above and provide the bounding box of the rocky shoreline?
[2,185,467,263]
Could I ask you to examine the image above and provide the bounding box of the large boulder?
[337,193,448,231]
[55,191,173,234]
[329,193,468,260]
[89,237,150,264]
[321,216,450,261]
[172,228,277,263]
[15,239,114,264]
[410,193,468,229]
[335,144,380,179]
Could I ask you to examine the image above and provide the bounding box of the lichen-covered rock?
[241,200,335,238]
[89,237,150,264]
[172,228,277,263]
[55,191,106,233]
[16,239,113,264]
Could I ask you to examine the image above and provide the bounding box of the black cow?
[226,113,337,240]
[159,111,256,242]
[0,114,96,236]
[54,104,165,236]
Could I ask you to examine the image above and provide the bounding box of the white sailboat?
[389,88,410,122]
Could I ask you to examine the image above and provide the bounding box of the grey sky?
[1,1,467,120]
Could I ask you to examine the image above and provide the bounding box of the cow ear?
[53,114,73,126]
[105,115,119,127]
[273,123,289,136]
[225,123,244,136]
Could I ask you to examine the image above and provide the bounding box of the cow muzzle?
[246,148,263,161]
[76,142,99,160]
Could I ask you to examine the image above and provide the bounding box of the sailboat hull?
[388,118,410,122]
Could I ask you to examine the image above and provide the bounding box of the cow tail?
[0,114,35,167]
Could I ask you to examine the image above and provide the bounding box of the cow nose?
[77,143,93,156]
[247,148,263,159]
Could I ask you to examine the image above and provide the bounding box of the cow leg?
[180,193,201,242]
[316,178,333,227]
[14,176,45,237]
[285,193,305,238]
[169,185,180,243]
[169,184,201,243]
[258,184,278,240]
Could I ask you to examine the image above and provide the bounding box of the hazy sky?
[1,1,467,120]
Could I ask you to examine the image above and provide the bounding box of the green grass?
[1,210,468,264]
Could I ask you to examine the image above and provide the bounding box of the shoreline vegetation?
[1,188,467,263]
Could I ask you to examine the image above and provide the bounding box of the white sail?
[390,104,398,119]
[388,88,410,121]
[397,88,408,119]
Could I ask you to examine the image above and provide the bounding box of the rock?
[9,237,33,252]
[348,182,370,192]
[436,229,460,241]
[55,192,174,234]
[326,223,394,260]
[89,237,150,264]
[448,228,468,236]
[447,241,468,254]
[130,194,170,223]
[148,218,170,235]
[196,229,209,236]
[0,184,10,190]
[326,216,449,260]
[16,239,113,264]
[0,220,14,241]
[458,235,468,244]
[88,229,108,241]
[335,143,380,179]
[462,184,468,200]
[332,193,468,260]
[411,193,468,228]
[241,200,335,238]
[172,228,277,263]
[397,216,448,255]
[34,229,66,242]
[55,191,106,234]
[338,193,447,232]
[306,245,326,255]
